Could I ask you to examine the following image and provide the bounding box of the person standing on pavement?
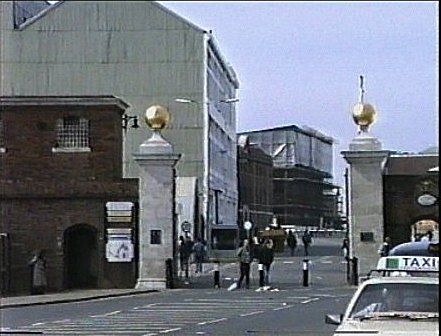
[178,235,186,276]
[341,237,350,261]
[180,236,193,278]
[302,229,312,256]
[28,250,47,295]
[258,238,274,286]
[192,238,206,274]
[236,239,252,289]
[378,236,392,257]
[286,230,297,256]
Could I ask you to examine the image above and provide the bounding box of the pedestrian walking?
[28,250,47,295]
[302,229,312,256]
[192,238,206,274]
[258,238,274,286]
[341,237,350,261]
[286,230,297,256]
[178,236,186,276]
[378,236,392,257]
[180,236,193,278]
[236,239,252,289]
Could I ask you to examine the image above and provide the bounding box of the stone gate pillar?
[342,135,389,277]
[341,76,390,278]
[133,105,181,289]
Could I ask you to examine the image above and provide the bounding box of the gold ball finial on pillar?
[139,105,172,154]
[145,105,170,131]
[352,75,377,134]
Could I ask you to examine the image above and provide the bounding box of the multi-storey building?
[0,1,239,247]
[0,96,138,295]
[237,136,274,238]
[238,125,338,228]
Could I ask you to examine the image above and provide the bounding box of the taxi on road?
[325,254,439,336]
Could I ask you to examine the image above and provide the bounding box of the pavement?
[1,238,347,309]
[0,261,234,309]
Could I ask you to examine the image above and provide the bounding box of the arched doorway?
[64,224,98,289]
[411,219,439,242]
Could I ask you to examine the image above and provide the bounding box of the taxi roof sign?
[376,256,439,272]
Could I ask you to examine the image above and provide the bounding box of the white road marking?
[51,319,71,323]
[286,296,310,299]
[198,318,228,325]
[240,311,264,317]
[31,322,46,326]
[273,305,292,311]
[301,298,320,304]
[89,310,120,318]
[132,303,161,310]
[159,328,182,333]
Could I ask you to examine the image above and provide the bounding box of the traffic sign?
[244,221,253,231]
[181,221,191,232]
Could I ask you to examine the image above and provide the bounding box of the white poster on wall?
[106,229,134,262]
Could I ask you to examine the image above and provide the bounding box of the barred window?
[54,116,90,151]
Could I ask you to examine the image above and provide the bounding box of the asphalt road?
[1,238,356,336]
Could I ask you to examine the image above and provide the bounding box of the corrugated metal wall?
[1,1,206,180]
[243,127,333,176]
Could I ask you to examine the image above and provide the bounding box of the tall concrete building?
[0,1,240,244]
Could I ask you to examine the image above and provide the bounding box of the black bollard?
[258,263,265,287]
[165,258,174,289]
[351,257,359,286]
[213,261,220,288]
[302,259,309,287]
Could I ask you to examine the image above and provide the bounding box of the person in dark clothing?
[179,236,193,278]
[178,236,186,275]
[258,238,275,286]
[192,238,206,274]
[302,230,312,256]
[236,239,252,289]
[378,236,392,257]
[286,230,298,256]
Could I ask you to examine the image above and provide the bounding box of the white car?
[326,255,439,336]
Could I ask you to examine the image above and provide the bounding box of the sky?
[158,1,439,186]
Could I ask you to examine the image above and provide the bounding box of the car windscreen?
[349,283,438,318]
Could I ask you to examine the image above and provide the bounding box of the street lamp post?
[122,114,140,177]
[344,167,351,282]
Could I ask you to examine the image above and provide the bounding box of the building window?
[53,116,91,152]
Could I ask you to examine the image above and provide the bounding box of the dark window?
[150,230,162,245]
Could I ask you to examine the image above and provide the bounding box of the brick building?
[383,149,439,246]
[0,96,139,295]
[0,1,240,247]
[237,136,274,237]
